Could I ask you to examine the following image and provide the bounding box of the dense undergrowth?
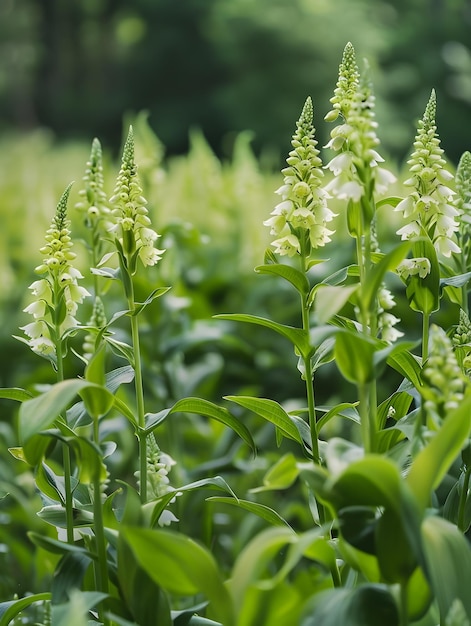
[0,43,471,626]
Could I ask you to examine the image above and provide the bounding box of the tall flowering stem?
[76,137,111,299]
[395,90,459,363]
[324,43,397,452]
[455,151,471,313]
[110,126,165,503]
[265,96,334,464]
[21,183,90,543]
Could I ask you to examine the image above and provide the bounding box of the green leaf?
[0,593,51,626]
[122,527,234,626]
[51,591,109,626]
[207,497,292,528]
[334,329,378,384]
[28,531,91,557]
[18,379,111,442]
[251,453,300,492]
[407,393,471,511]
[387,350,422,389]
[225,396,303,446]
[132,287,171,316]
[160,397,256,454]
[146,476,238,528]
[376,196,404,209]
[255,263,310,295]
[229,526,297,608]
[0,387,33,402]
[421,516,471,622]
[313,285,358,324]
[316,403,360,432]
[300,584,400,626]
[214,313,311,358]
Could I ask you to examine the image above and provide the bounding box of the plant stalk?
[458,465,471,532]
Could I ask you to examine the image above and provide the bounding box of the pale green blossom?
[324,43,396,203]
[20,184,90,356]
[265,96,335,257]
[110,126,165,268]
[395,90,460,270]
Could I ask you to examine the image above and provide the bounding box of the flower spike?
[265,96,335,257]
[110,126,165,268]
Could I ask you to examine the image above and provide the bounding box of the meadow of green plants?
[1,42,471,626]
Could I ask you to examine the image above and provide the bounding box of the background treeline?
[1,0,471,163]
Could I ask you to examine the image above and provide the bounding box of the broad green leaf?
[36,461,79,504]
[237,581,303,626]
[19,379,112,442]
[375,196,403,209]
[440,270,471,288]
[251,452,299,492]
[316,403,360,432]
[376,508,417,583]
[406,393,471,511]
[422,516,471,622]
[207,497,292,528]
[300,584,399,626]
[81,348,115,417]
[118,535,172,626]
[146,476,238,528]
[51,591,109,626]
[377,391,414,429]
[404,566,433,621]
[0,593,51,626]
[214,313,311,358]
[255,263,310,295]
[387,350,422,389]
[0,387,33,402]
[132,287,171,316]
[160,397,256,454]
[313,285,358,324]
[37,504,94,528]
[229,526,297,607]
[225,396,303,445]
[51,552,93,604]
[122,527,234,626]
[334,329,378,384]
[28,531,91,556]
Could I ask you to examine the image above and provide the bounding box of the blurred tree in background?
[0,0,470,162]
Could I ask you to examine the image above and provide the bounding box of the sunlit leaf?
[255,263,310,295]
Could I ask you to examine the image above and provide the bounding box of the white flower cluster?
[264,96,335,257]
[21,185,90,356]
[110,126,165,268]
[323,43,396,204]
[395,90,460,277]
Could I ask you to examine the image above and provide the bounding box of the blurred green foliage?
[1,0,470,161]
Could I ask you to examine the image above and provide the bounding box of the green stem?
[458,465,471,532]
[92,455,110,626]
[359,382,373,453]
[127,287,148,504]
[399,581,409,626]
[54,319,75,545]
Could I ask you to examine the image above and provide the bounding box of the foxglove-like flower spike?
[452,308,471,375]
[110,126,165,268]
[265,97,335,257]
[21,184,90,356]
[395,90,460,275]
[422,324,466,424]
[324,44,396,203]
[456,151,471,239]
[75,138,111,226]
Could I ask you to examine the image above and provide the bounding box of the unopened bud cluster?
[422,325,466,423]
